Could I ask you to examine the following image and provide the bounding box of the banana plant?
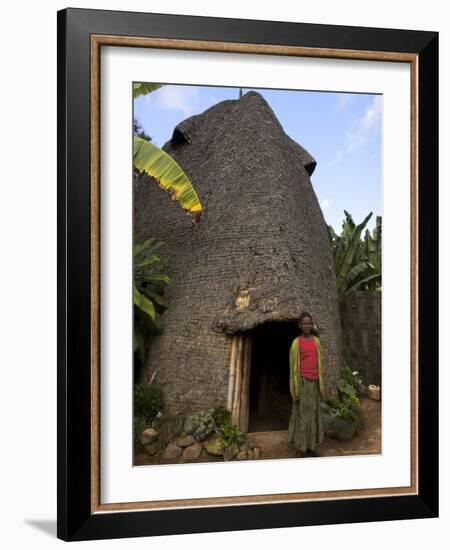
[134,137,202,222]
[364,215,382,277]
[133,237,170,365]
[133,82,163,99]
[133,83,202,223]
[328,211,382,297]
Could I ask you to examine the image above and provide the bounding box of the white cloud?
[321,198,332,211]
[336,93,355,111]
[344,95,382,152]
[327,96,382,168]
[152,85,199,116]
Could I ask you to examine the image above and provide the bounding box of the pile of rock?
[140,427,160,456]
[164,434,203,461]
[235,443,261,460]
[141,427,262,463]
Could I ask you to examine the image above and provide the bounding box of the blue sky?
[134,85,382,235]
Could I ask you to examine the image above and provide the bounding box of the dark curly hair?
[297,311,320,336]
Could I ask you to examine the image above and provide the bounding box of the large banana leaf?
[336,212,373,293]
[142,274,171,284]
[133,136,202,221]
[133,237,166,257]
[346,261,376,286]
[365,216,382,272]
[141,287,167,307]
[133,82,163,99]
[134,255,160,269]
[134,284,156,321]
[346,272,381,294]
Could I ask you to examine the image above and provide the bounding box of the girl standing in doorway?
[288,311,325,458]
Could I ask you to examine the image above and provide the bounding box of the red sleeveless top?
[298,336,319,380]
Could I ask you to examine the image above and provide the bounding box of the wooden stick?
[241,334,252,432]
[232,334,243,425]
[237,335,247,430]
[226,335,238,411]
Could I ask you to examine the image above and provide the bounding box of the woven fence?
[339,290,381,386]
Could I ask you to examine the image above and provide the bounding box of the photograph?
[132,83,382,466]
[55,6,439,540]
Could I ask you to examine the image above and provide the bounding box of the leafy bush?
[183,411,216,441]
[325,397,341,410]
[182,405,244,454]
[339,366,363,395]
[325,415,356,441]
[133,237,170,365]
[211,405,231,428]
[218,422,245,451]
[134,383,164,424]
[337,378,355,399]
[321,369,364,441]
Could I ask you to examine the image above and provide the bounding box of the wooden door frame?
[227,333,252,432]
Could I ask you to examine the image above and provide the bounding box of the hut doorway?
[227,321,298,433]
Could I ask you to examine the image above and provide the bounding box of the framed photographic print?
[57,7,439,541]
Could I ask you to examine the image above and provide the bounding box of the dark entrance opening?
[248,321,299,432]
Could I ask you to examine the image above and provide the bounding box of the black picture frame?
[57,7,438,541]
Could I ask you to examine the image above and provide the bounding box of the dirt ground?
[133,397,381,466]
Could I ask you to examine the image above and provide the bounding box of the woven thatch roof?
[134,91,343,411]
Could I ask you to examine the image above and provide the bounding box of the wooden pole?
[231,334,243,425]
[240,333,252,432]
[226,335,238,411]
[238,335,248,430]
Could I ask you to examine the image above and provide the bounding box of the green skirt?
[288,375,324,452]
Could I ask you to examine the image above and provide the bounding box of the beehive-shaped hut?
[134,91,343,433]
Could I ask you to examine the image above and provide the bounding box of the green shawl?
[289,335,325,400]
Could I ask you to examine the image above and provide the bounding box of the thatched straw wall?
[134,91,343,416]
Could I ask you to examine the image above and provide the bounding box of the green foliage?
[133,82,163,99]
[133,237,170,365]
[183,411,216,441]
[325,414,356,441]
[337,378,355,398]
[324,397,341,410]
[211,405,232,428]
[133,83,202,223]
[133,117,152,142]
[134,136,202,222]
[218,422,245,451]
[321,367,364,441]
[133,383,164,425]
[328,211,382,296]
[133,415,149,451]
[339,366,363,395]
[182,405,243,453]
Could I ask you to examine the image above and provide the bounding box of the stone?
[203,435,224,456]
[175,434,195,447]
[223,445,239,461]
[236,451,247,460]
[164,443,182,459]
[143,441,159,456]
[253,447,261,459]
[140,427,158,445]
[182,442,203,461]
